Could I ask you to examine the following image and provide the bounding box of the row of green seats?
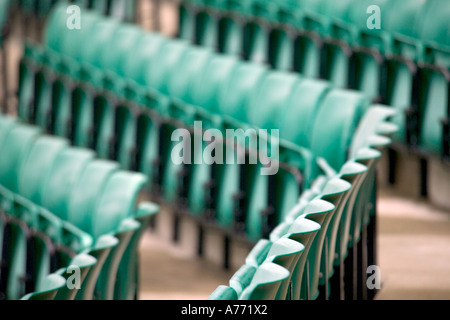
[178,0,450,160]
[20,273,77,300]
[209,106,396,300]
[16,0,137,22]
[180,0,449,64]
[0,114,159,300]
[20,24,322,243]
[0,182,99,300]
[16,6,395,246]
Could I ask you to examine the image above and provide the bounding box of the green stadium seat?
[0,117,137,299]
[247,71,301,130]
[135,110,162,191]
[91,171,147,299]
[4,136,67,298]
[239,262,289,300]
[242,0,279,64]
[33,64,54,130]
[277,78,331,148]
[17,44,42,124]
[196,2,223,50]
[417,0,450,157]
[95,218,140,300]
[233,237,304,300]
[0,115,16,144]
[245,239,271,267]
[184,55,239,215]
[40,148,96,220]
[109,0,137,23]
[0,111,160,300]
[115,203,159,300]
[217,1,247,56]
[270,216,321,300]
[310,89,368,171]
[264,237,305,299]
[20,273,66,300]
[267,0,302,71]
[18,136,69,204]
[74,234,119,300]
[243,72,301,238]
[1,188,77,299]
[303,179,351,300]
[208,62,268,232]
[219,61,268,123]
[0,125,42,193]
[162,47,214,203]
[178,0,200,42]
[350,105,397,156]
[229,264,257,296]
[317,178,352,298]
[54,253,97,300]
[1,198,30,300]
[328,161,368,299]
[91,0,109,15]
[208,285,238,300]
[214,131,243,229]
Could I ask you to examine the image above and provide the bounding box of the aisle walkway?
[376,188,450,300]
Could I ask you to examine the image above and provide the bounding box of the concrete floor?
[138,231,234,300]
[375,188,450,300]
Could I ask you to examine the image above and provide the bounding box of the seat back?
[239,262,290,300]
[41,148,95,220]
[21,274,66,300]
[18,136,69,204]
[0,125,41,192]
